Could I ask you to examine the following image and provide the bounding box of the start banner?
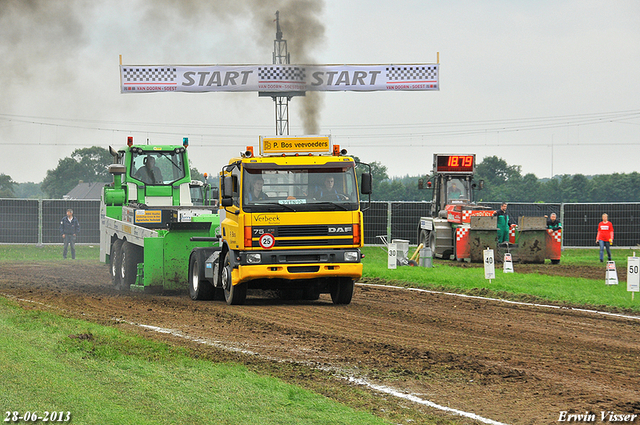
[120,64,439,93]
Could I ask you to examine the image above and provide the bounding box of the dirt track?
[1,261,639,424]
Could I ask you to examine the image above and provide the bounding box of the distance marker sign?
[388,243,397,270]
[627,256,640,293]
[484,248,495,280]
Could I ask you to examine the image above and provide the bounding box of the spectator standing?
[493,202,510,244]
[545,213,562,231]
[60,208,80,259]
[596,213,614,263]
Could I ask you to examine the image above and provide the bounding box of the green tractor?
[100,137,220,292]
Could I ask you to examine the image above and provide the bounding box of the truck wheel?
[330,277,354,305]
[221,252,246,305]
[213,287,225,301]
[120,241,141,290]
[189,250,214,300]
[111,239,123,289]
[551,259,560,265]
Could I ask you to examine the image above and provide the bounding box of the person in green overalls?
[493,202,510,244]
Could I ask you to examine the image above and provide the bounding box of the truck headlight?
[246,253,262,264]
[344,251,359,262]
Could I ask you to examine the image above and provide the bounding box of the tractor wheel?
[429,230,438,256]
[222,252,246,305]
[330,277,354,305]
[111,239,123,290]
[119,241,141,290]
[189,249,214,301]
[419,229,429,249]
[551,259,560,265]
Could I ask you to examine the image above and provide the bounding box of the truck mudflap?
[204,249,221,282]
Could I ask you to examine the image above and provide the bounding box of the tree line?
[2,148,639,203]
[1,146,205,199]
[368,155,640,203]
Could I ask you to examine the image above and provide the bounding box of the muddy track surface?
[1,262,639,424]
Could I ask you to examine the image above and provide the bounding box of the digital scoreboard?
[434,154,475,173]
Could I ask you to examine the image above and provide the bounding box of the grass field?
[361,246,640,312]
[0,297,388,425]
[0,244,101,262]
[1,244,638,312]
[1,243,639,424]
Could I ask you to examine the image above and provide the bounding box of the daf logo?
[328,226,352,234]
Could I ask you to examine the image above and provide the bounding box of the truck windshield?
[243,165,359,212]
[130,150,186,185]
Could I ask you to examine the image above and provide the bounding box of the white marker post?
[503,253,514,273]
[627,254,639,301]
[484,248,495,282]
[605,261,619,285]
[388,243,397,270]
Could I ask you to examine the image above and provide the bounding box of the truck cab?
[198,136,372,305]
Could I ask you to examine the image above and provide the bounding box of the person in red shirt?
[596,213,614,262]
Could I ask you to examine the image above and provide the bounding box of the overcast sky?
[1,0,639,184]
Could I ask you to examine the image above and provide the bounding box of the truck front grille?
[251,224,354,248]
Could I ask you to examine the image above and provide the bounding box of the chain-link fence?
[563,203,640,248]
[363,201,640,248]
[2,199,639,248]
[0,199,100,245]
[0,199,40,244]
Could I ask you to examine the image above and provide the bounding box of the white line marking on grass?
[0,291,538,424]
[113,318,510,425]
[357,283,640,321]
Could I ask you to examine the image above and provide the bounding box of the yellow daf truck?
[187,136,372,305]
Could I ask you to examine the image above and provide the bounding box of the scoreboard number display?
[435,154,475,173]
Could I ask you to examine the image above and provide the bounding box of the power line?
[0,109,638,146]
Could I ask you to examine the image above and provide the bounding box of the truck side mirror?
[210,187,219,202]
[418,178,424,190]
[478,180,485,190]
[222,175,235,198]
[360,173,372,195]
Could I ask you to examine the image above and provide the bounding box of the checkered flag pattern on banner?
[386,66,438,81]
[258,66,306,81]
[122,67,177,82]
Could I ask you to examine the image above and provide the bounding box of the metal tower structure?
[258,11,304,135]
[273,11,289,135]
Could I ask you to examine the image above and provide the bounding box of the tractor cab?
[107,137,194,207]
[419,154,483,220]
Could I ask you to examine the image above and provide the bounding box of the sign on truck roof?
[259,136,332,156]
